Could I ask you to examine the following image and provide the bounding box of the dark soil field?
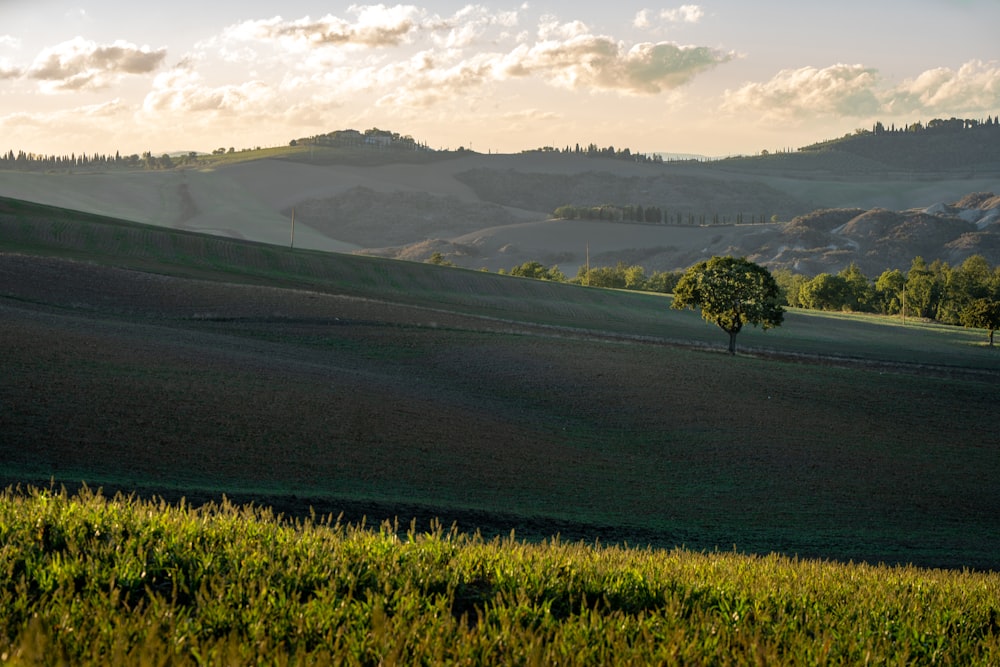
[2,200,999,570]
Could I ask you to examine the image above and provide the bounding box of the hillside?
[799,118,1000,171]
[2,200,999,570]
[1,122,999,278]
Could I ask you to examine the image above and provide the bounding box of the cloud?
[244,6,733,111]
[634,5,704,29]
[374,50,499,107]
[142,63,273,115]
[1,35,22,49]
[222,5,425,51]
[0,59,23,80]
[884,60,1000,114]
[723,60,1000,122]
[371,34,732,108]
[0,99,130,143]
[503,36,733,94]
[722,64,881,120]
[661,5,705,23]
[432,5,521,49]
[537,16,590,40]
[503,108,562,121]
[26,37,166,92]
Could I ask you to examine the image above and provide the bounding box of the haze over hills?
[1,118,998,277]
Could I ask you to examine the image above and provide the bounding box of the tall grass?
[2,486,997,665]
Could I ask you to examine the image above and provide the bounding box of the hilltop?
[1,118,998,276]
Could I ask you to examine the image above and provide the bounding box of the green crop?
[2,485,998,665]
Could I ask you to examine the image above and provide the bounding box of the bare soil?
[2,252,999,569]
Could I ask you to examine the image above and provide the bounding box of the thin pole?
[290,207,295,249]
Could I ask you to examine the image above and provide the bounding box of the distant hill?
[2,118,1000,278]
[741,193,1000,276]
[798,116,1000,171]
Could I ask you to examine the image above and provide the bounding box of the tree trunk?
[990,329,995,347]
[728,330,737,355]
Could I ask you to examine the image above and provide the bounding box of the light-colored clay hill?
[1,149,998,276]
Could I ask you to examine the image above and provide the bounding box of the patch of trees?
[0,149,193,171]
[293,128,429,152]
[493,260,682,293]
[774,255,1000,345]
[524,143,664,164]
[552,204,770,226]
[433,251,1000,346]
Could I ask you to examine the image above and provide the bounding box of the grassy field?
[2,196,999,574]
[2,486,999,665]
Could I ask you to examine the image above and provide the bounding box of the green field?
[2,486,999,665]
[2,196,999,573]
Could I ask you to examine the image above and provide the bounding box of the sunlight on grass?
[2,486,998,665]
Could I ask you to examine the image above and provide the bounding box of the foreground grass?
[2,487,998,665]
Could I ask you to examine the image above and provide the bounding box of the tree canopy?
[960,298,1000,347]
[671,256,785,354]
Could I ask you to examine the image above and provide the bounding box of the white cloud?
[884,60,1000,115]
[723,60,1000,123]
[662,5,704,24]
[0,59,23,80]
[372,33,733,108]
[375,49,499,107]
[141,63,273,115]
[212,7,734,113]
[0,99,132,151]
[221,5,426,52]
[502,36,733,94]
[1,35,22,49]
[635,5,704,29]
[26,37,167,92]
[1,98,126,127]
[431,5,521,49]
[537,16,589,40]
[722,64,881,120]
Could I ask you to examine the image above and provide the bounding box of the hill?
[3,119,1000,278]
[799,117,1000,171]
[2,198,999,570]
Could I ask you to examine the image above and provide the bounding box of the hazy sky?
[2,1,998,157]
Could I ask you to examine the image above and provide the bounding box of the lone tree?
[960,298,1000,347]
[671,255,785,354]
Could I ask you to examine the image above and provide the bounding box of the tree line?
[0,149,205,171]
[773,255,1000,340]
[552,204,772,225]
[430,252,1000,345]
[523,143,665,164]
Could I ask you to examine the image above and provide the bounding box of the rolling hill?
[2,126,999,277]
[2,198,999,569]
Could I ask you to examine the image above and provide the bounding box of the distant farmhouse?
[292,128,430,152]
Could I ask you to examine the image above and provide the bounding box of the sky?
[1,0,998,157]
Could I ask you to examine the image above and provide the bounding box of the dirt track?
[3,252,1000,569]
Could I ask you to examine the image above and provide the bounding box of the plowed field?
[3,251,998,570]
